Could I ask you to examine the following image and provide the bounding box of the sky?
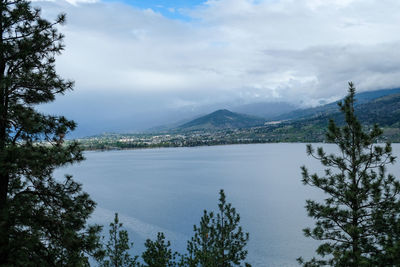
[35,0,400,136]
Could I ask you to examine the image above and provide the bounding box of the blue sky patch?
[103,0,206,20]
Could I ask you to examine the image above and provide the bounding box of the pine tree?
[0,0,101,265]
[141,232,177,267]
[299,82,400,266]
[186,189,250,267]
[98,213,138,267]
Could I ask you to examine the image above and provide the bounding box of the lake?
[55,143,400,266]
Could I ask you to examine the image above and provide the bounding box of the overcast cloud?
[36,0,400,135]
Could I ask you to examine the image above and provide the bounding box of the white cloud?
[64,0,98,5]
[36,0,400,128]
[306,0,360,10]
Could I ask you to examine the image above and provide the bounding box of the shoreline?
[79,140,398,153]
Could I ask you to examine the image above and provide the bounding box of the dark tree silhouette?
[299,82,400,266]
[186,190,250,267]
[0,0,101,265]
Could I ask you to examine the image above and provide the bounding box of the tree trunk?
[0,77,10,265]
[0,90,9,264]
[0,2,10,262]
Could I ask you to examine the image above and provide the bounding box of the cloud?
[65,0,98,5]
[35,0,400,132]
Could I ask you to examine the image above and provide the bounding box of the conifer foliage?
[142,232,177,267]
[186,189,250,267]
[299,82,400,266]
[0,0,101,265]
[98,213,138,267]
[99,191,250,266]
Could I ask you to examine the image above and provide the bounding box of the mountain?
[275,88,400,121]
[231,102,298,119]
[317,93,400,127]
[238,88,400,143]
[178,109,265,131]
[269,91,400,138]
[145,114,205,133]
[356,93,400,126]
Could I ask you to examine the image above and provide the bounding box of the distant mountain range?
[168,87,400,137]
[150,88,400,134]
[82,87,400,148]
[296,92,400,128]
[177,109,266,131]
[274,88,400,121]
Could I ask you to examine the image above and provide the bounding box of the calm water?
[55,143,400,266]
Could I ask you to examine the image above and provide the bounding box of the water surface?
[55,143,400,266]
